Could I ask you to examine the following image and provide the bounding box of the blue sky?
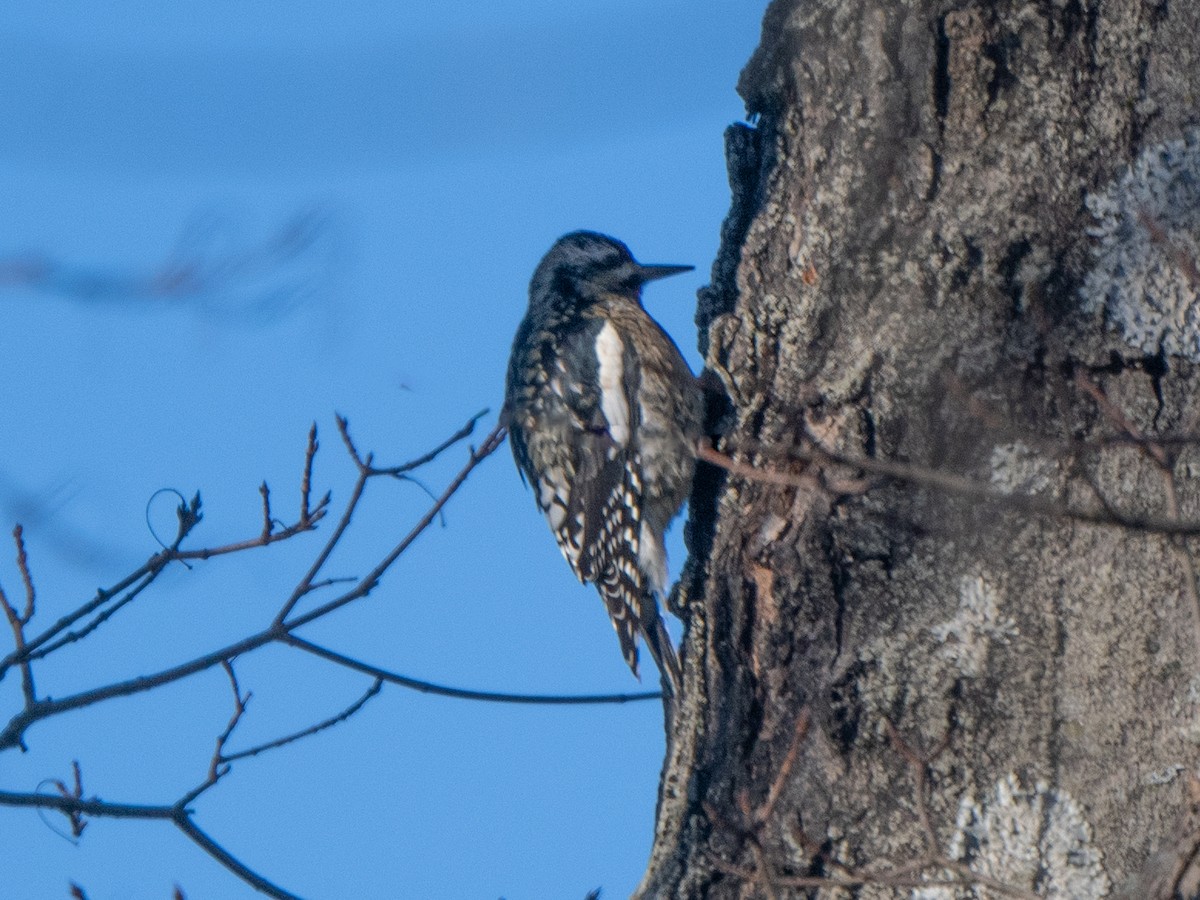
[0,4,764,897]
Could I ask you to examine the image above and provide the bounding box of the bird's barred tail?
[597,576,642,678]
[597,572,681,699]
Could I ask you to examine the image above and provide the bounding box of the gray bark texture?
[643,1,1200,897]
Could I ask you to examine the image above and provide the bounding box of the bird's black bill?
[638,263,694,282]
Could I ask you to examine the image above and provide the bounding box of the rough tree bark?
[644,1,1200,897]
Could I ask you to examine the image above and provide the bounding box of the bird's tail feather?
[598,578,643,680]
[597,570,681,700]
[642,611,682,700]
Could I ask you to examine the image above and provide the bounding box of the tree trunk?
[644,1,1200,896]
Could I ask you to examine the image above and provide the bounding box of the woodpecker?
[505,231,703,697]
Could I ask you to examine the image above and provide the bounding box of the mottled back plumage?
[505,231,702,697]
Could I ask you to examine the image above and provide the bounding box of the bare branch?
[0,788,178,820]
[0,411,643,898]
[1,484,324,678]
[223,679,384,763]
[1,557,173,675]
[13,525,35,622]
[1,496,319,681]
[1072,372,1169,467]
[25,571,159,661]
[709,436,1200,536]
[283,421,509,630]
[752,707,810,828]
[274,457,369,625]
[700,709,814,900]
[173,816,301,900]
[0,785,300,899]
[1073,373,1200,666]
[335,414,369,472]
[1,527,36,709]
[884,717,952,853]
[286,636,662,705]
[259,483,273,539]
[370,408,489,476]
[0,625,272,752]
[178,661,249,808]
[301,423,318,523]
[274,410,487,625]
[0,418,509,752]
[171,820,302,900]
[170,508,326,562]
[51,760,88,838]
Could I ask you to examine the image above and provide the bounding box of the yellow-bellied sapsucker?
[505,231,703,697]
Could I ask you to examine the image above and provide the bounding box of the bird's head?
[530,231,692,307]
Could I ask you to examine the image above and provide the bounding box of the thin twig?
[295,576,358,598]
[1072,373,1167,467]
[301,423,318,522]
[0,624,271,752]
[173,816,300,900]
[13,525,35,622]
[171,512,327,562]
[1,558,173,673]
[25,571,159,661]
[222,679,384,763]
[1073,373,1200,665]
[283,423,509,631]
[370,408,489,476]
[287,637,661,705]
[1,527,36,708]
[884,718,951,853]
[697,443,814,489]
[275,413,483,624]
[701,709,814,900]
[212,660,249,775]
[710,436,1200,536]
[51,760,87,837]
[178,661,249,808]
[753,707,811,827]
[259,483,273,539]
[335,414,369,472]
[273,463,367,625]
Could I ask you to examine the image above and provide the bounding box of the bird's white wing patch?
[595,321,630,448]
